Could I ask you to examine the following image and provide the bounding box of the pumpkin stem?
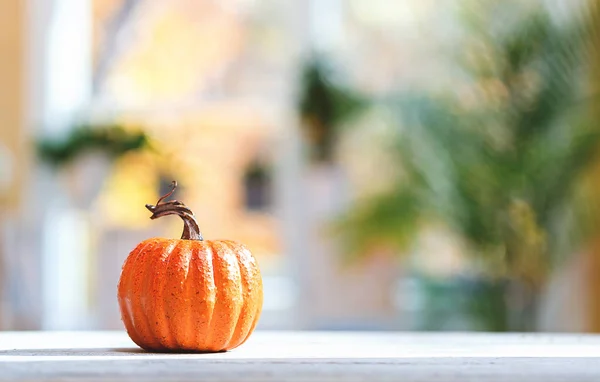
[145,181,204,241]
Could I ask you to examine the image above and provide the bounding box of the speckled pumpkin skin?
[118,238,263,352]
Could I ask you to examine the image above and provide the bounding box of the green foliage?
[340,3,600,284]
[298,57,368,162]
[37,124,149,167]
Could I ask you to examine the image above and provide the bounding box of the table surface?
[1,331,600,381]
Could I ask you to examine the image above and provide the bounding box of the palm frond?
[339,2,600,274]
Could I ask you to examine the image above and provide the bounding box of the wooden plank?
[1,331,600,381]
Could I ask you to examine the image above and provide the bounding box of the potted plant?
[338,4,600,331]
[298,56,367,164]
[36,123,149,208]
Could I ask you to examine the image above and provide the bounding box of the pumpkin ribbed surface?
[117,238,263,352]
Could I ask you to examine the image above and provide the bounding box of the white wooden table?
[1,331,600,381]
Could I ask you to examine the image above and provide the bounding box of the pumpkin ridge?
[175,240,194,349]
[203,240,239,351]
[209,240,244,351]
[119,240,153,347]
[242,243,262,347]
[118,242,139,325]
[160,240,181,349]
[190,241,215,350]
[143,239,176,350]
[186,242,202,350]
[200,240,218,350]
[239,255,263,347]
[221,240,245,349]
[242,294,263,346]
[138,240,159,350]
[132,240,163,350]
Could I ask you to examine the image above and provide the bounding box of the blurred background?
[2,0,600,332]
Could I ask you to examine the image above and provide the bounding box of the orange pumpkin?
[117,181,263,352]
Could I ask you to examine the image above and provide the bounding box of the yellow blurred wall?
[0,0,26,210]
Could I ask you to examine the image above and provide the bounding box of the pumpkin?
[117,181,263,352]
